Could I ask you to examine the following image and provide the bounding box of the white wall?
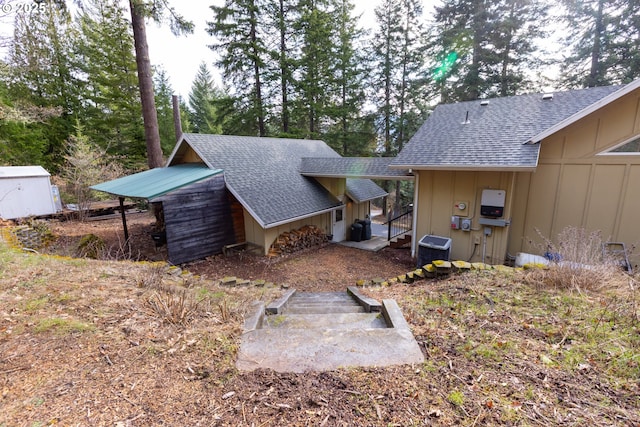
[0,169,57,219]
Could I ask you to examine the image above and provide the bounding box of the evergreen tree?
[430,0,549,101]
[208,0,268,136]
[559,0,626,88]
[395,0,429,151]
[77,0,145,164]
[293,0,336,138]
[487,0,549,96]
[8,2,79,170]
[370,0,403,156]
[324,0,373,156]
[188,62,223,134]
[262,0,298,136]
[616,1,640,83]
[153,67,177,153]
[0,61,60,168]
[370,0,429,153]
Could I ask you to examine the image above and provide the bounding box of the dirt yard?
[1,213,639,426]
[42,211,416,291]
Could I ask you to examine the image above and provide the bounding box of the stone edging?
[355,259,547,287]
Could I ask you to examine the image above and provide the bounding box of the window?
[600,135,640,155]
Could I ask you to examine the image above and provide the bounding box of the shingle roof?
[300,157,412,179]
[346,179,388,203]
[391,85,622,170]
[173,134,344,228]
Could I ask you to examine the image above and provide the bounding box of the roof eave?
[263,204,342,229]
[525,79,640,145]
[389,164,537,172]
[225,177,342,230]
[301,172,414,180]
[346,191,389,204]
[223,177,267,229]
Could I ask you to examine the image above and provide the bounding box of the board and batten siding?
[414,170,516,264]
[509,91,640,266]
[155,175,236,265]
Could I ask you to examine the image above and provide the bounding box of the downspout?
[410,171,419,258]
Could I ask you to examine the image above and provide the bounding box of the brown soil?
[1,214,638,426]
[43,211,416,291]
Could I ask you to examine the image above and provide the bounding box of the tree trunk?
[129,0,164,168]
[278,0,290,134]
[249,0,266,137]
[587,0,605,87]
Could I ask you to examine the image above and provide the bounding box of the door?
[331,206,346,242]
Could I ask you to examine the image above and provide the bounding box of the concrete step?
[289,292,350,300]
[239,295,425,372]
[283,291,363,314]
[263,312,387,329]
[237,325,424,373]
[288,294,355,303]
[285,304,365,314]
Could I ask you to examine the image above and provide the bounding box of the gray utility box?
[417,235,451,267]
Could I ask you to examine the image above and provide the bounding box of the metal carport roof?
[90,164,223,199]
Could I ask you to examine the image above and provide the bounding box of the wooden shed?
[150,174,237,264]
[91,164,236,265]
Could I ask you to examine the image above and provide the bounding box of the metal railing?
[387,207,413,241]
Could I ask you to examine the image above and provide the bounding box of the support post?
[119,197,129,241]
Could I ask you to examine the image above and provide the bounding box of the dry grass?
[146,288,202,326]
[1,240,639,426]
[534,226,626,292]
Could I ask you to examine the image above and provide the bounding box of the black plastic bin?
[417,235,451,267]
[359,218,372,241]
[350,221,363,242]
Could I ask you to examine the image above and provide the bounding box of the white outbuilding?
[0,166,61,220]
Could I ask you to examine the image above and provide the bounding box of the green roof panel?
[90,164,222,199]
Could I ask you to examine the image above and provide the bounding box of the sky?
[146,0,440,99]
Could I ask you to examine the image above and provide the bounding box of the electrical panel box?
[451,215,460,230]
[461,218,472,231]
[481,189,506,218]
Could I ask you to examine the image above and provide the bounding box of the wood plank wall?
[227,190,246,244]
[160,175,236,264]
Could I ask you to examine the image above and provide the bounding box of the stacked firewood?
[268,225,327,256]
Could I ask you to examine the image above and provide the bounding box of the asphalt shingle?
[346,179,388,203]
[391,85,622,169]
[176,134,354,227]
[300,157,411,178]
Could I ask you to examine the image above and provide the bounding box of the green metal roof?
[90,164,223,199]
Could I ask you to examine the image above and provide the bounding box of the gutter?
[388,164,538,172]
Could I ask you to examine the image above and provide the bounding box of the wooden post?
[119,197,129,241]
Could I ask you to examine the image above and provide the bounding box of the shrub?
[76,233,105,259]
